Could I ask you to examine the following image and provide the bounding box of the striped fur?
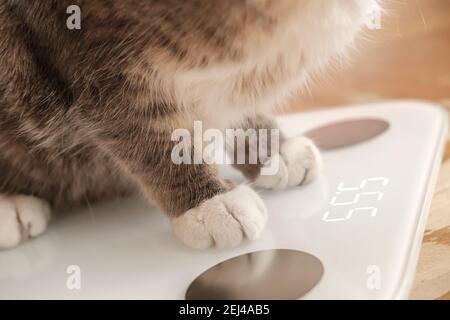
[0,0,375,217]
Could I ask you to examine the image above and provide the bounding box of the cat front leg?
[232,113,323,190]
[88,112,267,249]
[149,145,268,250]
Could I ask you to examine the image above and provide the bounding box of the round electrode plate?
[186,249,324,300]
[305,118,390,150]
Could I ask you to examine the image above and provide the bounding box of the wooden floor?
[287,0,450,300]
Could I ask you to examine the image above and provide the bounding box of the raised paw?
[0,195,51,250]
[171,185,268,249]
[254,136,323,190]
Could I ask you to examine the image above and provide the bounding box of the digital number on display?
[322,177,390,223]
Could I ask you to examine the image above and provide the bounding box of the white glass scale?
[0,100,447,300]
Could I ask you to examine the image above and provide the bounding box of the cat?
[0,0,378,250]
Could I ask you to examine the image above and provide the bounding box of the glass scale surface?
[0,100,447,299]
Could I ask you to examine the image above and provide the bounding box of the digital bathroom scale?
[0,100,447,300]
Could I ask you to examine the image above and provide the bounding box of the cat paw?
[254,136,323,190]
[171,185,268,249]
[0,195,51,250]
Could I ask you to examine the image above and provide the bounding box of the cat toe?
[254,136,323,190]
[171,185,268,249]
[0,195,51,250]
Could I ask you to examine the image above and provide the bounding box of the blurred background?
[286,0,450,300]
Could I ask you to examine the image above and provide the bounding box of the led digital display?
[322,177,390,222]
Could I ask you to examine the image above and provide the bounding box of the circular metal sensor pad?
[305,118,390,150]
[186,249,324,300]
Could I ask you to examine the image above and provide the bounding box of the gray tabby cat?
[0,0,378,249]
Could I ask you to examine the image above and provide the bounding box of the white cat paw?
[254,136,323,190]
[171,185,268,249]
[0,195,51,250]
